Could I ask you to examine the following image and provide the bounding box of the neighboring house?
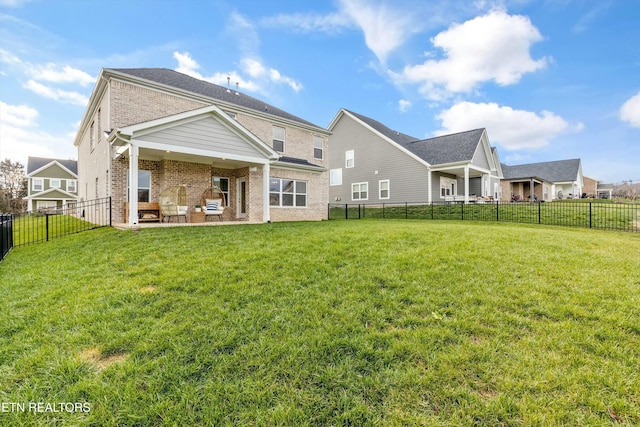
[25,157,78,212]
[327,109,503,204]
[73,68,330,225]
[583,176,598,197]
[500,159,583,201]
[597,183,614,199]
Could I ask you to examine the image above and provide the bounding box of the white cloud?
[398,99,412,112]
[260,11,352,34]
[23,80,89,106]
[0,101,75,165]
[173,51,302,94]
[0,101,38,127]
[394,10,549,100]
[436,101,571,149]
[30,64,95,86]
[338,0,423,64]
[620,91,640,128]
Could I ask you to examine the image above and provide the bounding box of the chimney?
[226,77,231,93]
[235,82,239,95]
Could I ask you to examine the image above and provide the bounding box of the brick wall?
[110,80,206,128]
[269,167,328,222]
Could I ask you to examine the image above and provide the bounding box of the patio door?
[237,177,247,219]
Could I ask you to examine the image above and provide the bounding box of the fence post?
[589,202,592,229]
[382,203,385,219]
[496,200,499,222]
[461,202,464,221]
[405,202,408,219]
[45,213,50,242]
[109,197,112,227]
[431,202,434,220]
[538,201,541,224]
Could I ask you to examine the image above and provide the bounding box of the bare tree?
[0,159,27,213]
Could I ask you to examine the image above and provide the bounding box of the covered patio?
[431,163,496,203]
[108,105,279,226]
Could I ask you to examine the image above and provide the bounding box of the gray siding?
[469,177,482,195]
[471,143,490,170]
[329,114,430,204]
[141,116,264,158]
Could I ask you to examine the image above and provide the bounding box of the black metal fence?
[3,197,111,256]
[0,213,12,261]
[328,201,640,232]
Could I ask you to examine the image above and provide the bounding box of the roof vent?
[235,82,239,96]
[226,77,231,93]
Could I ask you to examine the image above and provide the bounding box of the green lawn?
[11,213,105,247]
[1,221,639,426]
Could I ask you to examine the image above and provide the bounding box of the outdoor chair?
[158,185,188,223]
[200,186,226,221]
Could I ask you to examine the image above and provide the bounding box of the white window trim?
[90,121,95,152]
[272,125,285,153]
[32,178,43,191]
[379,179,390,200]
[269,178,307,208]
[50,178,61,189]
[330,168,342,186]
[351,182,368,201]
[440,177,457,197]
[345,150,354,168]
[67,179,77,193]
[313,136,324,160]
[212,176,230,205]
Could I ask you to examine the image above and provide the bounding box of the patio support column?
[263,162,270,222]
[427,168,432,203]
[530,178,534,202]
[128,144,139,225]
[464,165,469,203]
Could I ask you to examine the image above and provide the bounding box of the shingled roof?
[108,68,322,129]
[402,128,486,165]
[501,159,581,182]
[345,109,419,145]
[27,157,78,175]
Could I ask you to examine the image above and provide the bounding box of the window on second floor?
[345,150,354,168]
[50,179,61,189]
[272,125,285,152]
[90,121,95,151]
[32,178,43,191]
[313,136,324,159]
[67,179,77,193]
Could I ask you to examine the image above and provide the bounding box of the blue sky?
[1,0,638,183]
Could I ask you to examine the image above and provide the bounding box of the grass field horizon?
[1,220,638,426]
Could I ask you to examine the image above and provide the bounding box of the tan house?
[74,68,329,225]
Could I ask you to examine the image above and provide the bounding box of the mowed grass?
[1,220,639,426]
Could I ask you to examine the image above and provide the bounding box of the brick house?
[73,68,329,225]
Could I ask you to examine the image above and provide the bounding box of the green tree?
[0,158,27,213]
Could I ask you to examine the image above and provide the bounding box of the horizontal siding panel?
[472,144,490,170]
[142,116,263,158]
[329,114,430,204]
